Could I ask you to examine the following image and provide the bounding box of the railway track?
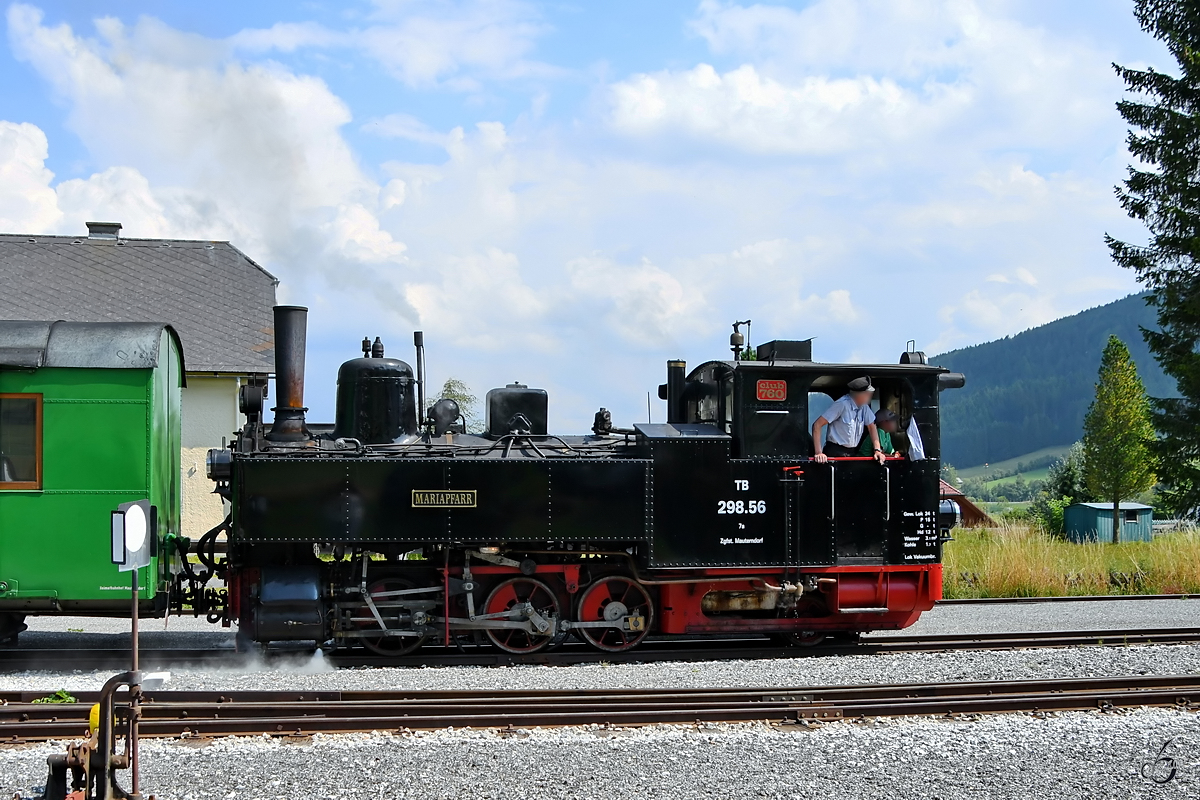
[1,674,1197,741]
[1,627,1198,671]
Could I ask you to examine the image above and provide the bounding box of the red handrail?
[782,456,903,475]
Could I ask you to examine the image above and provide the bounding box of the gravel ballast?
[3,709,1198,799]
[13,596,1199,653]
[4,600,1198,797]
[0,643,1197,694]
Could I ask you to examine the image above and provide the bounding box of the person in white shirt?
[811,376,886,464]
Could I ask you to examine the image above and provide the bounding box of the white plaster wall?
[181,376,239,538]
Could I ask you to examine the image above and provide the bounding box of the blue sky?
[0,1,1172,425]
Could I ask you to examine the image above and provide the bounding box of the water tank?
[486,383,548,438]
[333,355,418,443]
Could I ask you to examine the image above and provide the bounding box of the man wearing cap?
[859,408,899,457]
[812,377,886,464]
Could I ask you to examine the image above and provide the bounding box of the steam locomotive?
[193,306,964,653]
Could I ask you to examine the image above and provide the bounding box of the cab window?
[688,365,734,432]
[0,393,41,490]
[807,376,914,455]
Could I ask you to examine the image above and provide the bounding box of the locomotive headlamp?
[206,448,232,481]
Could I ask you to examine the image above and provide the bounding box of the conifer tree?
[435,378,481,433]
[1108,1,1200,517]
[1082,336,1156,543]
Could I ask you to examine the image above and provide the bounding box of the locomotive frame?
[193,306,964,654]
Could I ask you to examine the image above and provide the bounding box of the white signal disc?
[124,504,147,553]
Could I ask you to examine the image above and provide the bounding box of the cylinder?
[266,305,311,442]
[666,360,686,424]
[836,574,919,612]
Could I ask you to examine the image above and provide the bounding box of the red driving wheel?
[575,575,653,652]
[483,577,560,654]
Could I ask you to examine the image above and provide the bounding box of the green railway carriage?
[0,321,184,641]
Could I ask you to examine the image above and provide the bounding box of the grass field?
[982,467,1050,489]
[942,522,1200,598]
[978,500,1031,515]
[957,444,1073,481]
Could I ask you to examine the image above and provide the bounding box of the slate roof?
[0,233,277,374]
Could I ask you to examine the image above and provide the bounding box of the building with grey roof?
[0,221,278,536]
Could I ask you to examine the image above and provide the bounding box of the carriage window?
[0,394,41,490]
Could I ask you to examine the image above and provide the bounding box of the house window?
[1124,509,1139,524]
[0,394,41,490]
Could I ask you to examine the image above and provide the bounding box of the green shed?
[1063,502,1154,544]
[0,321,184,639]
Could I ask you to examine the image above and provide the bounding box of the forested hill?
[932,293,1177,469]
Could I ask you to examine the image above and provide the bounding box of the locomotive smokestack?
[666,360,686,424]
[266,305,311,442]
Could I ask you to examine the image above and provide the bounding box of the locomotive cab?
[676,360,936,461]
[647,352,952,572]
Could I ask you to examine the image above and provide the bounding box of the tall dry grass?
[941,521,1200,598]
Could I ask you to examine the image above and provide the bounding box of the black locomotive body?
[198,306,964,654]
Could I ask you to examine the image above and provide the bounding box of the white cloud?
[932,288,1061,352]
[366,113,454,147]
[405,247,549,350]
[362,0,551,89]
[689,0,977,74]
[567,256,708,344]
[610,62,967,155]
[230,0,553,90]
[616,0,1118,155]
[0,120,60,231]
[6,3,414,317]
[55,166,172,235]
[228,21,345,53]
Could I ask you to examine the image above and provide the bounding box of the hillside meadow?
[942,522,1200,598]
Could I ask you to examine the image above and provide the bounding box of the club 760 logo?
[1138,736,1197,788]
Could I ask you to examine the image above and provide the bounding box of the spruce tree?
[1082,336,1156,543]
[1108,1,1200,517]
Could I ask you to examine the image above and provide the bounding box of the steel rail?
[1,674,1196,741]
[1,627,1199,672]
